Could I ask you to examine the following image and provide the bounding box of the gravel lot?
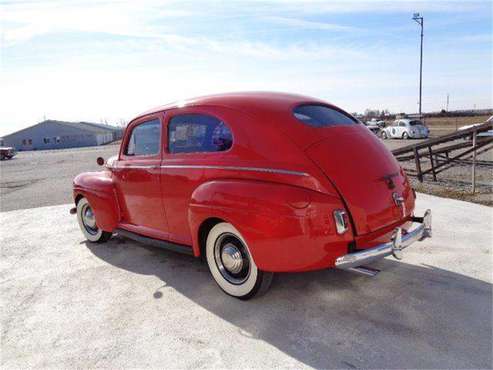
[1,193,492,368]
[0,145,118,211]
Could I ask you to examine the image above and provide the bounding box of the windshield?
[293,104,357,127]
[409,120,424,126]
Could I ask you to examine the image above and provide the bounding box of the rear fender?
[188,180,353,272]
[73,171,119,232]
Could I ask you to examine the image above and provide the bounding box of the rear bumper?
[335,209,432,270]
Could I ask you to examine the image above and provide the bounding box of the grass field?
[424,114,490,128]
[420,115,491,137]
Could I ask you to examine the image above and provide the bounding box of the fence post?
[414,147,423,182]
[472,130,477,194]
[428,146,437,181]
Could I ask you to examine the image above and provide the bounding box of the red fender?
[73,171,119,232]
[188,180,354,272]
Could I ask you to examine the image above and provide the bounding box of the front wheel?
[76,197,112,243]
[402,132,409,140]
[206,222,273,300]
[381,131,388,139]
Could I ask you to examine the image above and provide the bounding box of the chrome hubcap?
[221,244,244,274]
[214,233,250,284]
[81,203,98,235]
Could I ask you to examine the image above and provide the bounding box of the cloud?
[262,0,486,14]
[0,0,192,46]
[263,15,359,31]
[455,33,492,43]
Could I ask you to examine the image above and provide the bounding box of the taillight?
[333,209,349,234]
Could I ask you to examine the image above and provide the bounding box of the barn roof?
[2,120,121,138]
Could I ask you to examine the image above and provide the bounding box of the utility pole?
[446,93,449,112]
[412,13,424,117]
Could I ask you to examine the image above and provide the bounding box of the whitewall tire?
[206,222,273,299]
[76,197,112,243]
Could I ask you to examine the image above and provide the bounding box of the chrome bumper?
[335,209,432,270]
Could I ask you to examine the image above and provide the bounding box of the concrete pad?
[1,193,492,368]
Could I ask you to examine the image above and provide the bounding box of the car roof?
[137,91,331,118]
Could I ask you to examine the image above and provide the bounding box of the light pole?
[412,12,424,117]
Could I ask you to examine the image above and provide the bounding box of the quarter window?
[125,119,161,156]
[168,114,233,154]
[293,104,356,127]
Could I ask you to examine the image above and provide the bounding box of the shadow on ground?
[85,236,492,369]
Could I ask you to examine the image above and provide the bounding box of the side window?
[125,119,161,156]
[399,122,406,127]
[168,114,233,154]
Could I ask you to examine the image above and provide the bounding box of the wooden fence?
[391,121,493,192]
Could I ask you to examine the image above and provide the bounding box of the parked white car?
[381,119,429,140]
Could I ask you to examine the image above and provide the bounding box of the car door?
[160,108,234,246]
[398,121,407,137]
[390,121,399,138]
[112,114,169,238]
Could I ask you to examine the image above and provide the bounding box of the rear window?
[293,104,356,127]
[409,120,423,126]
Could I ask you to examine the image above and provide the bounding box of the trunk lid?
[305,125,414,235]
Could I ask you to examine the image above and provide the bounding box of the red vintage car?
[72,92,432,299]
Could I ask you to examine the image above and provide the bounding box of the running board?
[115,228,194,256]
[346,265,380,277]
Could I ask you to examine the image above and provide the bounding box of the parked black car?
[0,147,16,160]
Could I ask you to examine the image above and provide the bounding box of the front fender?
[188,180,353,272]
[73,171,119,232]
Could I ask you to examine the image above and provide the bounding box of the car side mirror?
[96,157,105,166]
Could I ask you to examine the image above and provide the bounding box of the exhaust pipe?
[347,265,380,277]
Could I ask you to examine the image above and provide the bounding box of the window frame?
[292,103,358,128]
[120,114,163,161]
[165,111,234,156]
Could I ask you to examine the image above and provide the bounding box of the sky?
[0,0,492,136]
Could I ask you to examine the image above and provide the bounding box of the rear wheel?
[381,131,388,139]
[206,222,273,299]
[402,132,409,140]
[76,197,112,243]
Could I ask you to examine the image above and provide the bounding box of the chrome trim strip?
[335,209,432,270]
[109,164,308,176]
[115,165,157,169]
[161,165,309,176]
